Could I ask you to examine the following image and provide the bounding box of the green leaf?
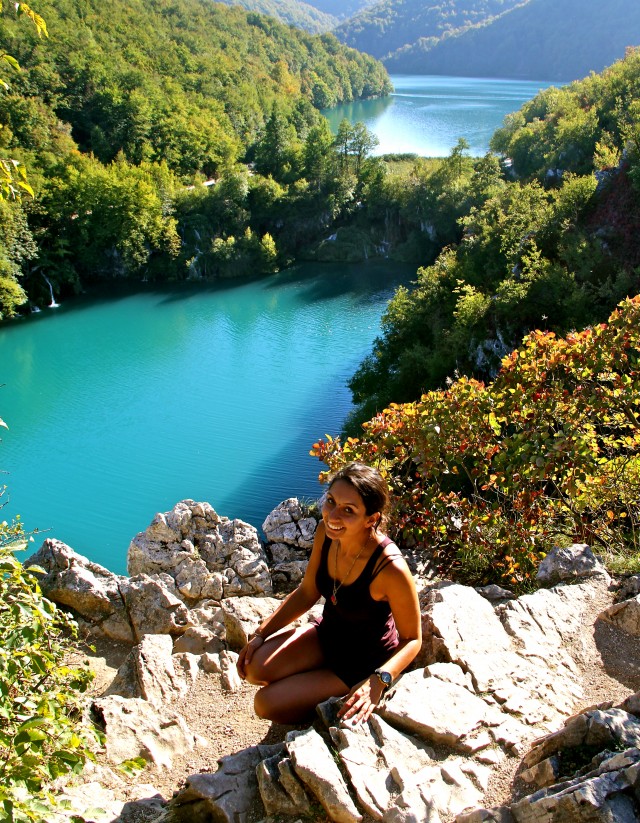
[1,53,20,72]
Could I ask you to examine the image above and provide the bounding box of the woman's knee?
[243,655,269,686]
[254,686,276,720]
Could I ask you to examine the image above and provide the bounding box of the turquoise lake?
[1,74,560,573]
[324,74,561,156]
[0,263,413,573]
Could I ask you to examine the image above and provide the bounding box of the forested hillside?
[0,0,392,314]
[384,0,640,79]
[335,0,521,61]
[0,0,390,177]
[345,48,640,426]
[214,0,337,33]
[337,0,640,81]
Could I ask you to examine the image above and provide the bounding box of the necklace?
[331,535,371,606]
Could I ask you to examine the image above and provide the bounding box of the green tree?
[0,3,47,199]
[302,119,335,190]
[0,197,36,317]
[253,104,301,183]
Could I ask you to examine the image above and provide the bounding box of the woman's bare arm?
[237,522,326,676]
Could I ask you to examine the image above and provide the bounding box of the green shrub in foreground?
[0,503,101,822]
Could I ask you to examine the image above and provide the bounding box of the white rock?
[93,695,205,769]
[287,727,362,823]
[597,594,640,636]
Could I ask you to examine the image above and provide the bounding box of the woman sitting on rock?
[237,462,421,725]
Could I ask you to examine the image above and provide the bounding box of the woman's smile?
[321,479,377,545]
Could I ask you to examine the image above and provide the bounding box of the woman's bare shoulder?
[373,539,415,586]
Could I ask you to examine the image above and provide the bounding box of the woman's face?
[322,479,378,540]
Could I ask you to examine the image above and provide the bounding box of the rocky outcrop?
[597,594,640,636]
[222,593,323,650]
[92,694,207,770]
[29,505,640,822]
[128,499,273,600]
[29,538,135,643]
[460,694,640,821]
[536,543,611,588]
[30,500,278,644]
[167,558,632,823]
[262,497,319,593]
[103,634,198,707]
[166,744,284,823]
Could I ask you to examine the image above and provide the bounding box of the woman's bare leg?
[243,624,349,723]
[243,624,325,686]
[254,668,349,724]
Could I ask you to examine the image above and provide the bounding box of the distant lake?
[0,262,413,574]
[324,74,562,157]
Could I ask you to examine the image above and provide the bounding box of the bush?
[0,492,101,822]
[312,296,640,590]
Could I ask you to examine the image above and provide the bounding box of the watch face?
[377,670,392,687]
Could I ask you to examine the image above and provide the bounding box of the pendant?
[331,594,337,605]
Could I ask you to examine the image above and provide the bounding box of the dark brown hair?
[329,462,389,527]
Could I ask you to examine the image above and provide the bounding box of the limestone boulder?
[323,702,434,819]
[221,595,322,650]
[172,625,224,655]
[123,574,195,641]
[92,695,206,769]
[28,538,134,643]
[380,669,503,750]
[316,695,487,822]
[221,595,283,650]
[49,780,128,823]
[617,574,640,601]
[257,751,313,817]
[167,744,284,823]
[597,594,640,637]
[417,582,514,669]
[262,498,319,592]
[521,705,640,772]
[103,634,195,707]
[510,749,640,822]
[536,543,610,587]
[262,498,318,549]
[286,727,362,823]
[459,691,640,822]
[389,758,489,823]
[127,499,272,601]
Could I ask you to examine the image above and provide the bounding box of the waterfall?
[42,273,59,308]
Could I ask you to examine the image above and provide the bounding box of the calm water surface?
[324,74,562,156]
[0,263,412,573]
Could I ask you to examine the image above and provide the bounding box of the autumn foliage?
[311,296,640,590]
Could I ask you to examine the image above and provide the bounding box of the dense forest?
[335,0,521,62]
[0,0,391,315]
[345,48,640,427]
[337,0,640,80]
[384,0,640,79]
[214,0,337,34]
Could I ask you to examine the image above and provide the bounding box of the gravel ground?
[80,579,640,820]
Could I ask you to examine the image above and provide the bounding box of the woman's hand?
[337,675,385,726]
[236,634,265,681]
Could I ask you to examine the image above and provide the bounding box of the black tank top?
[315,535,398,655]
